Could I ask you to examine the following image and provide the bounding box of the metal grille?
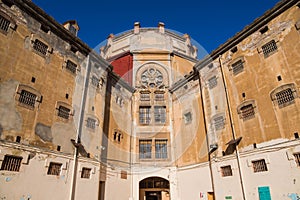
[208,76,217,89]
[86,118,96,129]
[154,106,166,124]
[33,39,48,55]
[58,106,70,119]
[0,15,10,32]
[139,140,152,159]
[221,165,233,177]
[47,162,62,176]
[232,60,244,75]
[81,167,91,179]
[155,93,164,101]
[252,159,268,173]
[262,40,277,58]
[91,76,100,87]
[214,116,225,130]
[276,88,295,108]
[155,140,168,159]
[294,153,300,166]
[1,155,22,172]
[139,106,151,124]
[240,104,255,120]
[19,90,36,108]
[140,92,150,101]
[66,60,77,74]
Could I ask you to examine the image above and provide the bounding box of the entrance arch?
[139,177,170,200]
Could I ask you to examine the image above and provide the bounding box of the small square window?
[121,170,127,179]
[294,153,300,166]
[231,60,244,75]
[0,15,11,33]
[213,115,225,130]
[47,162,62,176]
[0,155,22,172]
[19,90,37,109]
[66,60,77,74]
[252,159,268,173]
[140,92,150,101]
[240,104,255,121]
[184,112,192,124]
[208,76,217,89]
[221,165,233,177]
[33,39,48,56]
[262,40,277,58]
[58,106,71,119]
[86,117,96,129]
[81,167,91,179]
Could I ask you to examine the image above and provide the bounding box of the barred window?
[91,75,100,87]
[231,60,244,75]
[86,117,96,129]
[81,167,91,179]
[221,165,233,177]
[155,139,168,159]
[1,155,22,172]
[154,106,166,124]
[240,104,255,121]
[47,162,62,176]
[140,92,150,101]
[19,90,36,108]
[155,92,164,101]
[262,40,277,58]
[294,153,300,166]
[139,140,152,159]
[252,159,268,173]
[0,15,10,33]
[58,105,71,119]
[276,88,295,108]
[139,106,151,124]
[213,115,225,130]
[66,60,77,74]
[208,76,217,89]
[33,39,48,56]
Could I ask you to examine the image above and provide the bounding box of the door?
[207,192,214,200]
[146,191,160,200]
[258,186,271,200]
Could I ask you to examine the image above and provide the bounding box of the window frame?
[220,165,233,177]
[15,84,42,110]
[155,139,168,159]
[0,155,23,172]
[47,162,62,176]
[139,139,152,159]
[270,83,297,108]
[260,39,278,58]
[0,11,16,35]
[237,100,256,121]
[56,102,73,120]
[252,159,268,173]
[81,167,92,179]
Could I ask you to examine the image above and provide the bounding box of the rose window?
[141,68,163,88]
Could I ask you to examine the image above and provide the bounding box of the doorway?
[139,177,170,200]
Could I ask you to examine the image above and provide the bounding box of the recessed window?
[262,40,277,58]
[121,170,127,179]
[139,140,152,159]
[155,139,168,159]
[184,112,192,124]
[81,167,91,179]
[154,106,166,124]
[231,60,244,75]
[47,162,62,176]
[33,39,48,56]
[86,117,96,129]
[208,76,217,89]
[66,60,77,74]
[221,165,233,177]
[294,153,300,166]
[0,155,22,172]
[58,105,71,119]
[271,84,297,108]
[140,92,150,101]
[154,92,164,101]
[213,115,225,131]
[238,103,255,121]
[0,15,10,33]
[252,159,268,173]
[19,90,37,109]
[139,106,151,124]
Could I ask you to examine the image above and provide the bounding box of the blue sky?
[32,0,280,56]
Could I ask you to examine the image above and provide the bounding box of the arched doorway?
[139,177,170,200]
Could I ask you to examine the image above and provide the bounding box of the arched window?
[270,83,297,108]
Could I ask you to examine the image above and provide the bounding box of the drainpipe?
[218,55,246,200]
[196,71,216,199]
[129,92,134,200]
[69,55,91,200]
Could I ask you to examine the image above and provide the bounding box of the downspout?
[196,71,216,198]
[129,92,134,200]
[70,55,91,200]
[218,55,246,200]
